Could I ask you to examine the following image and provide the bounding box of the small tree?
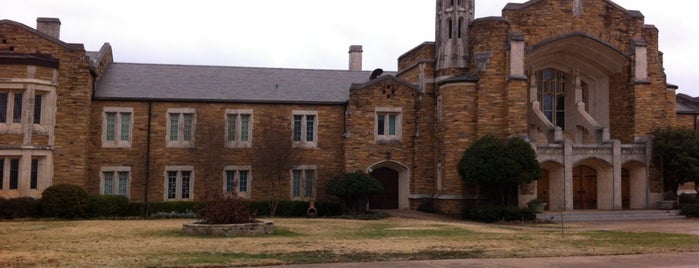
[652,127,699,199]
[254,119,301,217]
[458,135,540,206]
[326,171,383,216]
[41,183,89,219]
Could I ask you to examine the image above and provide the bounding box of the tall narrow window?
[33,94,42,124]
[9,159,19,190]
[106,112,116,141]
[290,167,316,200]
[225,110,253,148]
[120,113,131,141]
[448,19,453,39]
[169,113,179,141]
[102,108,133,148]
[225,170,235,192]
[30,159,38,189]
[13,93,22,123]
[239,170,249,193]
[0,93,7,123]
[167,109,196,147]
[180,171,191,199]
[0,159,4,190]
[183,114,193,141]
[293,115,302,141]
[537,69,567,129]
[103,171,114,194]
[167,171,177,199]
[291,111,318,147]
[458,17,463,38]
[118,171,128,196]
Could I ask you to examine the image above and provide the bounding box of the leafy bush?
[465,206,535,223]
[681,204,699,218]
[326,171,384,216]
[196,195,256,224]
[679,194,698,204]
[87,195,133,218]
[41,183,89,219]
[0,197,41,219]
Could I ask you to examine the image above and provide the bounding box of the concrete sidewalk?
[255,252,699,268]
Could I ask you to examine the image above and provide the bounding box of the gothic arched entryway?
[369,167,399,209]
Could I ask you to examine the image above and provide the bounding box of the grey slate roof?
[95,63,377,104]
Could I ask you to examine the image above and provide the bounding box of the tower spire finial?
[435,0,474,74]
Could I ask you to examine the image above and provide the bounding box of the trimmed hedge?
[681,204,699,218]
[465,206,536,223]
[41,183,90,219]
[0,197,41,219]
[87,195,134,218]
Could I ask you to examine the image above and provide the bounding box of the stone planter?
[656,200,675,210]
[182,220,274,237]
[528,203,547,213]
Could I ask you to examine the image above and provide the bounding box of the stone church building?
[0,0,689,214]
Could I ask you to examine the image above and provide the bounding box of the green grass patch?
[347,223,478,239]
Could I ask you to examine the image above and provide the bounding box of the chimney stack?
[348,45,363,71]
[36,18,61,39]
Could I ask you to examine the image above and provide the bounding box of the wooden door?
[573,166,597,209]
[536,169,550,210]
[622,169,630,209]
[369,167,399,209]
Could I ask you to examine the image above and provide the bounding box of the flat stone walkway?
[256,252,699,268]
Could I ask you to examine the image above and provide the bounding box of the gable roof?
[0,19,84,51]
[94,63,376,104]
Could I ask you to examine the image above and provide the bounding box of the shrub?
[326,171,384,216]
[196,194,255,224]
[87,195,132,218]
[465,206,535,223]
[0,197,41,219]
[681,204,699,218]
[41,183,89,219]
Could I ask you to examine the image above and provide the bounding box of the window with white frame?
[100,166,131,198]
[290,166,316,200]
[292,110,318,148]
[167,108,195,148]
[164,166,194,200]
[102,107,133,148]
[223,165,251,198]
[375,107,402,143]
[225,110,253,148]
[0,86,52,134]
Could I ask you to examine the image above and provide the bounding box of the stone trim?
[374,107,403,144]
[0,150,53,199]
[289,165,316,201]
[163,166,195,201]
[291,110,318,148]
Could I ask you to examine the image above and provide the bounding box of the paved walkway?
[256,252,699,268]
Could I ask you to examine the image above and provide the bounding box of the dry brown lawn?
[1,217,698,267]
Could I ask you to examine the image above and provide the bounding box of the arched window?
[537,69,566,129]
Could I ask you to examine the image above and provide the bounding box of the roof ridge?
[109,62,382,73]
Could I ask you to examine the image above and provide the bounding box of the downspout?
[144,101,152,210]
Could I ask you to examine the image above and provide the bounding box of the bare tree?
[191,115,227,201]
[253,119,301,217]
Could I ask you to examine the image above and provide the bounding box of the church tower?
[435,0,473,75]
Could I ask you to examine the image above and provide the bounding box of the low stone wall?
[182,220,274,237]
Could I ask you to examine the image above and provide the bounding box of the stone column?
[564,140,574,210]
[612,140,622,210]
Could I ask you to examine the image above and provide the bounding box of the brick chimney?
[36,18,61,39]
[348,45,363,71]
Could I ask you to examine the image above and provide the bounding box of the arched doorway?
[573,165,597,209]
[622,161,647,209]
[369,167,399,209]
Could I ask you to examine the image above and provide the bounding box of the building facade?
[0,0,687,214]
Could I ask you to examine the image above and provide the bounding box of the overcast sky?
[3,0,698,95]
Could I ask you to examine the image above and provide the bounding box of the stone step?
[536,210,685,222]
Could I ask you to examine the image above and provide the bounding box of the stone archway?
[538,161,564,211]
[574,158,614,210]
[367,160,410,209]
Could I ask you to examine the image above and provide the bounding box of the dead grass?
[1,217,698,267]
